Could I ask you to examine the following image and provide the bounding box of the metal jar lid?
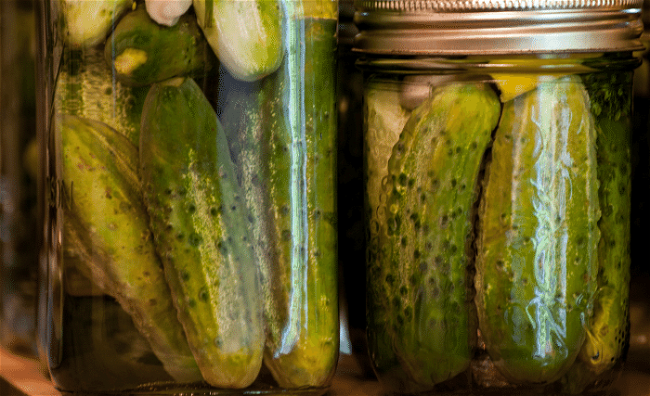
[353,0,645,54]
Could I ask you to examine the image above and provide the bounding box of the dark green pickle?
[363,59,634,394]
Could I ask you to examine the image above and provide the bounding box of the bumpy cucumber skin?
[140,77,264,388]
[371,82,500,391]
[261,18,338,389]
[55,48,148,147]
[476,75,600,384]
[222,18,338,388]
[561,78,632,392]
[56,47,147,295]
[56,114,202,383]
[57,0,132,48]
[363,81,411,389]
[105,7,216,87]
[193,0,283,82]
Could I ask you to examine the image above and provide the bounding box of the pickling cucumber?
[193,0,283,81]
[221,17,339,388]
[55,47,148,147]
[476,75,600,384]
[57,0,132,48]
[262,17,338,389]
[380,82,500,389]
[56,114,202,383]
[105,6,216,87]
[139,77,265,388]
[363,81,411,388]
[561,72,632,394]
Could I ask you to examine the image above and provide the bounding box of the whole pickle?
[378,82,500,391]
[56,114,202,382]
[140,77,264,388]
[221,17,339,388]
[476,75,600,384]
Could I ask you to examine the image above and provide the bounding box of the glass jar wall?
[628,0,650,373]
[36,0,339,394]
[361,52,639,396]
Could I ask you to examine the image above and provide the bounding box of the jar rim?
[353,0,645,54]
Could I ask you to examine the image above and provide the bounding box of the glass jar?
[0,0,39,357]
[628,0,650,373]
[354,0,642,394]
[36,0,339,394]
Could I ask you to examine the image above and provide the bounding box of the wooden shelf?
[0,348,55,395]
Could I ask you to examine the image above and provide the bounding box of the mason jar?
[628,0,650,373]
[354,0,642,393]
[0,0,39,357]
[36,0,339,393]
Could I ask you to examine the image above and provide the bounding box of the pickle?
[562,72,632,393]
[56,114,202,382]
[193,0,283,81]
[261,17,338,389]
[55,47,148,147]
[377,82,500,390]
[363,82,411,388]
[221,17,339,388]
[140,77,264,388]
[476,75,600,384]
[106,6,217,87]
[57,0,132,48]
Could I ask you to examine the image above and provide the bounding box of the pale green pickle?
[140,77,265,388]
[193,0,283,81]
[56,114,202,383]
[57,0,133,48]
[220,4,339,388]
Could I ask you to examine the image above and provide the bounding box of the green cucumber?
[57,0,132,48]
[55,46,147,295]
[561,72,632,394]
[55,47,148,147]
[379,82,500,389]
[192,0,283,81]
[105,6,216,87]
[221,17,339,388]
[139,77,264,388]
[56,114,202,382]
[62,219,107,297]
[261,17,338,389]
[476,75,600,384]
[363,81,411,387]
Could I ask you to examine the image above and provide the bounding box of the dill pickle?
[562,72,633,394]
[106,6,216,87]
[476,75,600,384]
[56,114,201,382]
[140,77,264,388]
[363,81,411,390]
[369,82,500,391]
[221,17,339,388]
